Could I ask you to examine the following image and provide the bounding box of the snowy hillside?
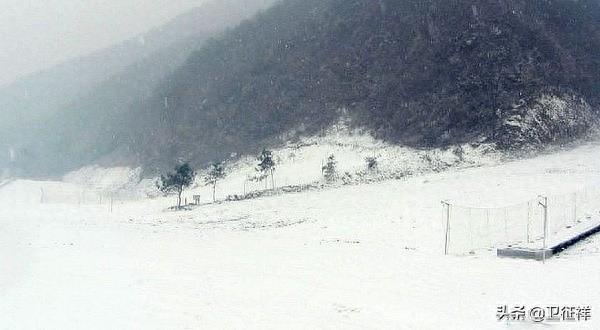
[2,135,600,329]
[181,129,501,206]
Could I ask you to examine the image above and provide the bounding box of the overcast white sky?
[0,0,208,87]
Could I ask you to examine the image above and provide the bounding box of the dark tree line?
[133,0,600,170]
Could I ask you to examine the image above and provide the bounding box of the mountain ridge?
[128,0,600,172]
[3,0,600,177]
[1,0,277,177]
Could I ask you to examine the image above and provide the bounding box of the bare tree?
[205,161,226,202]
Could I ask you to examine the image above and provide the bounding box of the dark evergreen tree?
[257,149,276,189]
[157,163,196,208]
[322,155,338,183]
[365,157,378,172]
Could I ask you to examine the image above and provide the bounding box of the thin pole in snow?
[442,201,451,255]
[538,195,548,263]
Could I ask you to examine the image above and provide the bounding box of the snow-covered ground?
[2,135,600,329]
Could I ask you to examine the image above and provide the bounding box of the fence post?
[538,195,548,262]
[442,201,451,255]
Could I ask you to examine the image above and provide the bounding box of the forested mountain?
[4,0,600,177]
[0,0,276,177]
[130,0,600,171]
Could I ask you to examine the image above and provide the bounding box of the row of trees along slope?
[132,0,600,173]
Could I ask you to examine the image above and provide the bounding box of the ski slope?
[1,136,600,329]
